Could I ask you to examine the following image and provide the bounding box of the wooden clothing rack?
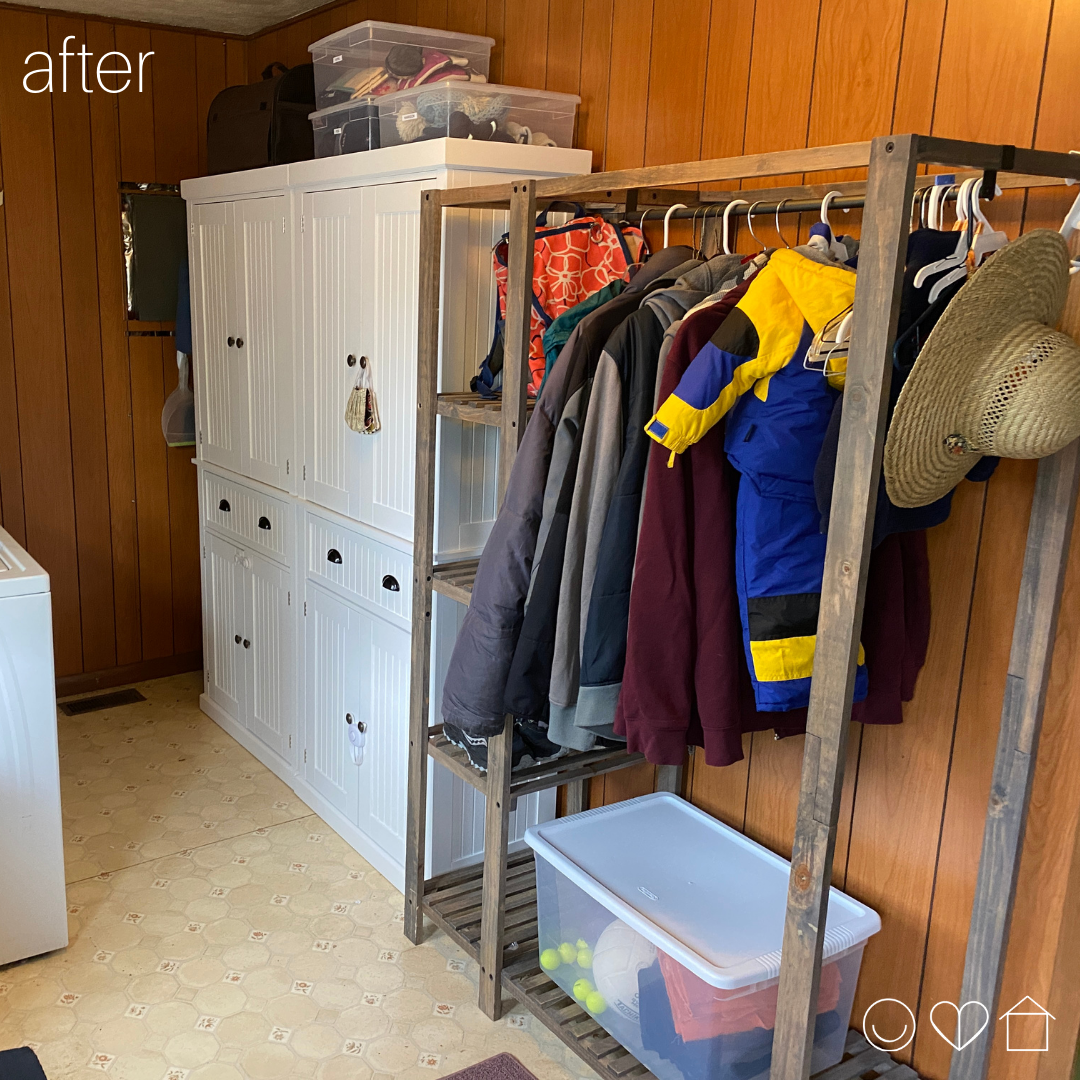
[403,135,1080,1080]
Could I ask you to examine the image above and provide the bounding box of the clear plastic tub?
[309,21,494,110]
[378,83,579,148]
[525,794,881,1080]
[309,100,381,157]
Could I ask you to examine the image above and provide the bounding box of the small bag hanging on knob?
[345,355,381,434]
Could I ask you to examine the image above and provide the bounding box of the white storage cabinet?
[183,140,592,892]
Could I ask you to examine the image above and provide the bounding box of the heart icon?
[930,1000,990,1051]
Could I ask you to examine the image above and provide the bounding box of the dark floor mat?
[58,688,146,716]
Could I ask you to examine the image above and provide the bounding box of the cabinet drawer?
[202,468,291,566]
[203,471,246,541]
[305,511,410,628]
[246,488,290,562]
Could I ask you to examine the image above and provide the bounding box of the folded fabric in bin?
[658,950,841,1041]
[639,961,841,1080]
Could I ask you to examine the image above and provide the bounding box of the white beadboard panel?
[304,509,411,629]
[358,181,423,541]
[190,201,239,473]
[304,187,364,518]
[202,470,245,542]
[235,195,292,491]
[247,554,292,762]
[205,531,244,719]
[358,610,410,864]
[305,582,359,820]
[202,467,291,567]
[246,487,290,564]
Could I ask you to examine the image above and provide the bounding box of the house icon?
[999,997,1055,1051]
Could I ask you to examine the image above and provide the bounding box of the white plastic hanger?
[807,190,848,260]
[924,178,1009,303]
[663,203,688,249]
[722,199,749,255]
[914,179,978,290]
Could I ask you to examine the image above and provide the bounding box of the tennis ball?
[576,938,589,950]
[540,948,561,971]
[558,942,577,965]
[586,991,607,1014]
[577,948,593,969]
[572,978,593,1001]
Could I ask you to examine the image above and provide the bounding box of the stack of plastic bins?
[526,793,881,1080]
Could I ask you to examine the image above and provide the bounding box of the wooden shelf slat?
[432,557,478,604]
[437,392,537,427]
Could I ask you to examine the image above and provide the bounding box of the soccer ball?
[591,919,657,1023]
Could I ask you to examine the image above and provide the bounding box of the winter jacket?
[539,278,626,395]
[503,254,701,735]
[646,249,868,713]
[443,245,696,737]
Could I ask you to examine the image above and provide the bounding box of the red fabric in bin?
[657,951,842,1041]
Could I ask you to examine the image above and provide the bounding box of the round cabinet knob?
[234,634,241,644]
[258,516,271,530]
[381,575,400,592]
[243,639,250,649]
[327,549,343,565]
[227,336,235,347]
[345,713,353,725]
[219,499,231,512]
[346,354,357,367]
[236,338,244,349]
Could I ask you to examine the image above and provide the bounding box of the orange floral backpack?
[474,209,647,397]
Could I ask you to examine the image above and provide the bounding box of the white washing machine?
[0,526,67,965]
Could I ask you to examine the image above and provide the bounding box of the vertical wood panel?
[485,0,506,87]
[699,0,756,161]
[891,0,947,135]
[49,14,118,675]
[689,736,752,831]
[195,36,228,176]
[503,0,549,90]
[545,0,583,98]
[0,139,25,547]
[603,0,654,171]
[575,0,613,166]
[87,18,142,667]
[642,0,710,167]
[447,0,488,37]
[0,9,83,675]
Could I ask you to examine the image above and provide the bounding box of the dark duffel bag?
[206,62,315,174]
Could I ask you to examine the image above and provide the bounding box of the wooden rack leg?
[479,717,514,1019]
[404,190,443,945]
[563,779,586,816]
[948,441,1080,1080]
[770,135,917,1080]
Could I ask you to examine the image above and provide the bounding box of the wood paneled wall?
[249,2,1080,1078]
[0,7,245,689]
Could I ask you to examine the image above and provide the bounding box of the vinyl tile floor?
[0,672,599,1080]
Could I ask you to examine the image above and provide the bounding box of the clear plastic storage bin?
[378,83,579,148]
[309,21,494,110]
[310,100,381,156]
[525,794,881,1080]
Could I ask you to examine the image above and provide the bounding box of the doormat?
[441,1053,539,1080]
[58,688,146,716]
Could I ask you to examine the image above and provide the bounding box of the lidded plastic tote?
[525,793,880,1080]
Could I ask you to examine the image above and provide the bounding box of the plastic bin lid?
[309,21,494,53]
[525,793,881,990]
[376,82,581,106]
[0,526,50,598]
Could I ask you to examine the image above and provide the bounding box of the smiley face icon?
[862,998,917,1053]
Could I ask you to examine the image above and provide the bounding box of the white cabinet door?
[205,531,245,719]
[246,552,293,762]
[234,196,293,492]
[305,583,360,821]
[190,202,240,473]
[355,607,410,865]
[302,187,365,518]
[358,181,425,541]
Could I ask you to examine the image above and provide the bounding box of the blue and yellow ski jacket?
[645,249,868,712]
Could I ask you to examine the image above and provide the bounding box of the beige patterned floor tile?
[0,673,599,1079]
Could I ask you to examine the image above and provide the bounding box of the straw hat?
[884,229,1079,508]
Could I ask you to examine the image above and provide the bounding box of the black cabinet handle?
[346,713,353,725]
[258,516,271,530]
[234,634,241,644]
[227,336,235,347]
[219,499,231,512]
[346,354,357,367]
[381,575,400,592]
[243,639,250,649]
[236,338,244,349]
[327,549,342,565]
